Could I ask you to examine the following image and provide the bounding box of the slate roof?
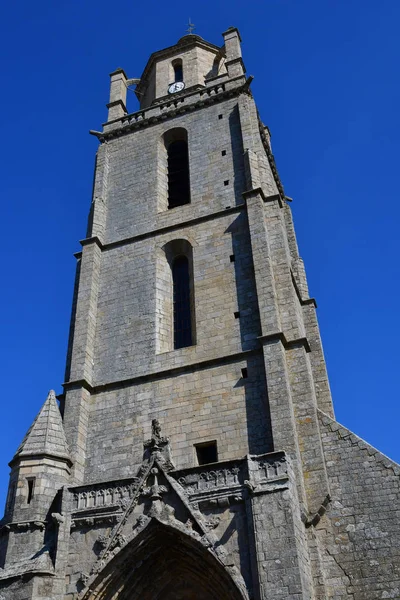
[12,390,71,463]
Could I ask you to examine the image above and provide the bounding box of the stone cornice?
[106,99,127,113]
[90,76,251,143]
[0,520,47,535]
[258,332,311,353]
[62,347,260,395]
[242,187,266,201]
[225,56,246,73]
[78,204,244,252]
[9,451,73,469]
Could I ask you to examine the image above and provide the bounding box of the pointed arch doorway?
[82,519,249,600]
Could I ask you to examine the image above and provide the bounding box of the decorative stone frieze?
[0,520,46,535]
[71,479,138,512]
[245,451,289,495]
[174,460,244,507]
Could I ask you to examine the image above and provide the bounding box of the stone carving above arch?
[75,421,249,600]
[78,518,249,600]
[68,421,290,599]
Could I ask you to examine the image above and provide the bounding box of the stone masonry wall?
[92,211,260,383]
[104,99,246,244]
[317,411,400,599]
[78,93,270,483]
[85,353,272,482]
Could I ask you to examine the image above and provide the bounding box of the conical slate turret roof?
[12,390,71,463]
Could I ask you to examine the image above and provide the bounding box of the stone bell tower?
[1,27,399,600]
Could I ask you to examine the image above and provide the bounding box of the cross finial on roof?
[186,18,195,34]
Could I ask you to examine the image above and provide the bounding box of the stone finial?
[151,419,163,443]
[144,419,169,450]
[144,419,174,469]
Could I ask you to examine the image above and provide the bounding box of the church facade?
[1,28,399,600]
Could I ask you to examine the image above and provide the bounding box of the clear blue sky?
[1,0,399,509]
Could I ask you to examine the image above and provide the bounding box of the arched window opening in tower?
[172,255,193,349]
[167,139,191,209]
[173,60,183,82]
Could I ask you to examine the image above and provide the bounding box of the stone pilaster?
[63,240,102,482]
[239,93,330,516]
[86,143,109,242]
[245,453,313,599]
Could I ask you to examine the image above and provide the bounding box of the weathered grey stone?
[1,26,399,600]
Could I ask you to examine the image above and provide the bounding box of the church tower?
[1,28,399,600]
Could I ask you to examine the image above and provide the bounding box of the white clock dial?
[168,81,185,94]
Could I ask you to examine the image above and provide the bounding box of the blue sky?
[0,0,399,509]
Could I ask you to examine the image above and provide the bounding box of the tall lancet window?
[172,255,193,349]
[156,238,196,354]
[160,128,191,212]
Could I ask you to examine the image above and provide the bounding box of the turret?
[0,391,72,566]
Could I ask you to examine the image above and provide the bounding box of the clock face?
[168,81,185,94]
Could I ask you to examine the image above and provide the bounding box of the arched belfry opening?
[156,238,196,353]
[172,58,183,82]
[82,520,248,600]
[157,128,191,211]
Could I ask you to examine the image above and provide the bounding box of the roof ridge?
[318,409,400,477]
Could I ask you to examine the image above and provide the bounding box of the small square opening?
[195,441,218,465]
[218,114,223,120]
[230,254,235,262]
[224,180,229,186]
[241,367,248,379]
[221,150,227,156]
[234,311,240,319]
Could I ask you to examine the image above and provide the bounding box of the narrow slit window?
[174,61,183,82]
[167,140,191,209]
[173,255,193,349]
[195,441,218,465]
[6,483,16,512]
[27,478,35,504]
